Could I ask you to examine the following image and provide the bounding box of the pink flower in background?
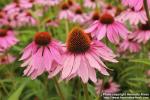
[54,27,118,83]
[0,29,18,52]
[19,0,34,9]
[58,3,74,20]
[72,8,88,24]
[0,53,16,64]
[118,35,141,53]
[131,23,150,44]
[20,0,44,6]
[85,12,129,44]
[0,11,8,26]
[4,11,35,28]
[7,18,20,28]
[1,3,22,27]
[122,0,150,11]
[146,70,150,76]
[85,11,101,26]
[117,8,147,25]
[83,0,105,9]
[46,19,59,27]
[3,2,21,16]
[46,0,61,6]
[95,78,120,94]
[84,0,97,9]
[67,0,79,10]
[5,12,24,28]
[17,12,36,26]
[20,32,63,79]
[102,5,117,16]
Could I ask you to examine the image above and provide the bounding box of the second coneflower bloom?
[85,12,129,44]
[117,8,147,25]
[19,32,63,79]
[122,0,150,11]
[58,27,118,83]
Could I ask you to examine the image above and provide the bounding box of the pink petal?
[70,55,81,75]
[78,56,89,83]
[61,54,75,79]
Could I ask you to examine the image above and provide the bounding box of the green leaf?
[130,59,150,65]
[8,81,28,100]
[88,84,96,97]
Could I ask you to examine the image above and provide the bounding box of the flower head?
[122,0,150,11]
[0,53,16,64]
[46,19,59,27]
[118,36,141,53]
[131,23,150,44]
[20,32,63,79]
[84,11,100,28]
[58,2,74,20]
[100,13,114,24]
[91,11,100,21]
[116,8,147,25]
[67,27,91,53]
[95,78,120,94]
[56,27,118,83]
[102,4,117,16]
[17,11,36,26]
[46,0,61,6]
[85,12,129,44]
[83,0,97,9]
[67,0,79,10]
[72,8,88,24]
[0,29,18,52]
[19,0,34,9]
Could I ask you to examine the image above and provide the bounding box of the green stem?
[100,81,104,100]
[82,83,89,100]
[53,77,65,100]
[96,79,104,100]
[65,20,69,34]
[0,82,9,95]
[95,0,99,11]
[144,0,150,25]
[76,79,80,100]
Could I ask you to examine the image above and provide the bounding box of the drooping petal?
[61,54,75,79]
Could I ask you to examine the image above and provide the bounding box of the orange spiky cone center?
[0,29,7,37]
[34,32,51,46]
[61,3,69,10]
[13,0,19,3]
[67,27,91,54]
[106,5,113,10]
[91,0,95,2]
[100,13,114,24]
[68,0,73,6]
[0,11,5,18]
[26,12,32,16]
[92,11,100,21]
[29,0,34,3]
[75,8,82,14]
